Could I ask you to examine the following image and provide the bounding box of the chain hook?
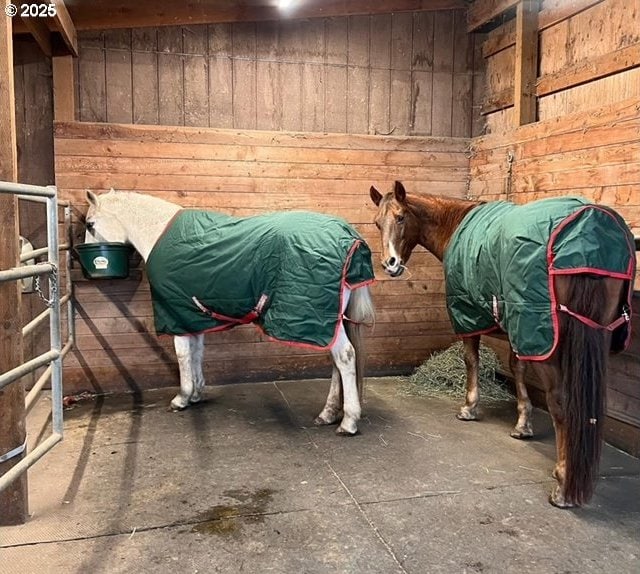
[34,263,58,308]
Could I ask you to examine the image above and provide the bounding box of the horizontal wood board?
[55,120,471,392]
[481,0,640,133]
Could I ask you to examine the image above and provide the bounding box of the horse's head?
[84,189,129,244]
[369,181,420,277]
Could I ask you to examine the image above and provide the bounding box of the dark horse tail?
[558,274,621,505]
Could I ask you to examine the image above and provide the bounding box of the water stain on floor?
[191,487,276,537]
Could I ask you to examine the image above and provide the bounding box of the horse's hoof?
[314,415,338,426]
[336,424,359,436]
[549,494,576,509]
[549,486,577,509]
[170,398,189,411]
[456,409,478,421]
[510,427,533,440]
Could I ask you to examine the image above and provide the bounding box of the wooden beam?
[537,0,603,31]
[19,15,51,56]
[52,55,76,121]
[0,2,28,526]
[513,1,539,126]
[13,0,467,32]
[480,0,603,57]
[51,0,77,56]
[537,43,640,97]
[467,0,519,32]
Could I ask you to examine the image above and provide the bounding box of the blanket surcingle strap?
[146,209,375,349]
[443,197,636,360]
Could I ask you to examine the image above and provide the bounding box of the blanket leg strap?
[557,304,630,332]
[192,294,269,326]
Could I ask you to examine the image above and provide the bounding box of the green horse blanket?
[443,197,635,360]
[146,210,375,348]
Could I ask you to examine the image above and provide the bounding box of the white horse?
[83,190,375,435]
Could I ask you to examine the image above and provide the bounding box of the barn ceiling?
[50,0,468,30]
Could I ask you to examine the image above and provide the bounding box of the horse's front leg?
[314,365,342,426]
[457,335,481,421]
[330,325,360,436]
[510,350,533,439]
[171,335,196,410]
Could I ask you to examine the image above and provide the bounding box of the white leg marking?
[315,366,342,425]
[331,302,360,436]
[190,334,206,403]
[171,335,195,410]
[317,287,352,426]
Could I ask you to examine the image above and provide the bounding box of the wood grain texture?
[0,11,27,526]
[11,0,466,33]
[482,0,640,131]
[75,11,478,137]
[54,121,470,393]
[513,1,539,126]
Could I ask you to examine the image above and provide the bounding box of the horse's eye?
[86,220,95,230]
[396,215,405,224]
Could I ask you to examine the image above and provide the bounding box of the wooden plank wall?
[470,96,640,438]
[74,11,483,137]
[13,38,58,388]
[54,121,470,393]
[481,0,640,133]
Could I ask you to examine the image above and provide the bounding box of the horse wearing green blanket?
[84,190,375,436]
[370,181,635,507]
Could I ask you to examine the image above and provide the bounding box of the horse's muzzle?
[382,259,405,277]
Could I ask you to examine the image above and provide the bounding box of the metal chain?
[505,150,515,201]
[34,263,58,308]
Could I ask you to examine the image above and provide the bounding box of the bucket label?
[93,256,109,270]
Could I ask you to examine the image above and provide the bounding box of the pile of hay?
[402,341,513,403]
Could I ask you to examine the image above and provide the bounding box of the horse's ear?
[86,190,99,206]
[370,186,383,206]
[394,181,407,203]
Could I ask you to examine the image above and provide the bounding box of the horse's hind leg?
[457,335,481,421]
[331,324,360,436]
[531,362,570,507]
[314,366,343,426]
[189,334,206,404]
[171,335,196,410]
[510,351,533,439]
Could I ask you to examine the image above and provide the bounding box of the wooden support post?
[0,0,28,526]
[52,55,76,121]
[513,0,539,126]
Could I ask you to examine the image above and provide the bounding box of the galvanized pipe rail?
[0,182,74,494]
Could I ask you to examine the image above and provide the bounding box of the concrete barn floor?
[1,377,639,574]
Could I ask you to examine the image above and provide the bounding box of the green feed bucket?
[76,242,132,279]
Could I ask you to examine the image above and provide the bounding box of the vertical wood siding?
[74,11,479,137]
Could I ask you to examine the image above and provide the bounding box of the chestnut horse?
[370,181,634,507]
